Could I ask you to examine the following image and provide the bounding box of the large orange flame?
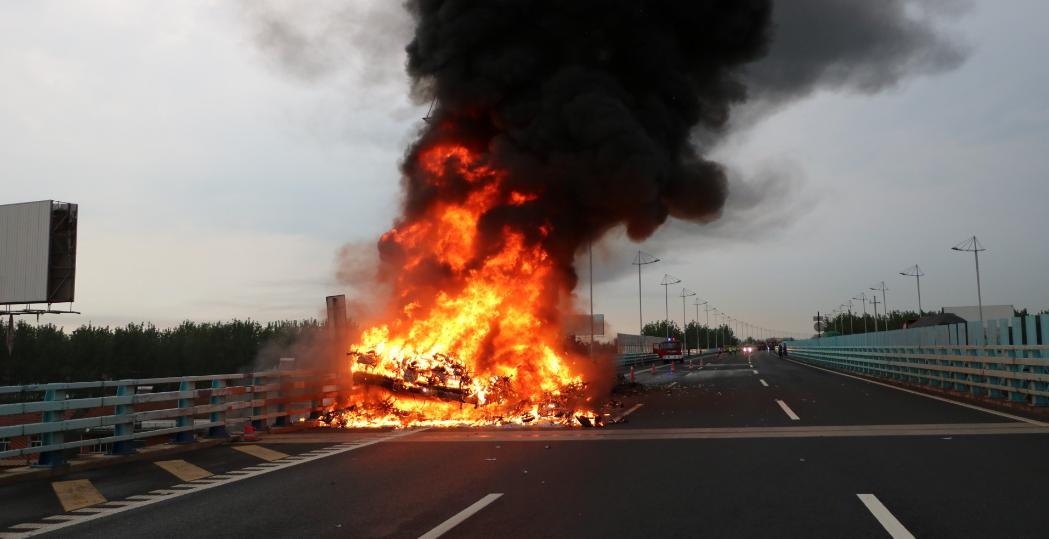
[327,143,595,428]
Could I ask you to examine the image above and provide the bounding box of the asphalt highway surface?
[3,351,1048,538]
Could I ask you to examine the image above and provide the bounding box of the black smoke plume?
[244,0,969,285]
[393,0,773,289]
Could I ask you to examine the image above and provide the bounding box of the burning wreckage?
[317,350,601,428]
[313,0,781,430]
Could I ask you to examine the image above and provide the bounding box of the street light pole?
[694,299,708,353]
[853,293,868,333]
[703,303,714,350]
[680,288,696,354]
[713,310,721,348]
[632,251,659,353]
[870,282,889,330]
[952,236,987,334]
[660,274,681,340]
[588,241,594,358]
[871,295,881,331]
[899,265,925,315]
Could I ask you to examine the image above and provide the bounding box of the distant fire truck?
[653,338,683,361]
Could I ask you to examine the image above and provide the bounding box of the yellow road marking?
[232,444,288,462]
[51,479,106,512]
[154,459,213,482]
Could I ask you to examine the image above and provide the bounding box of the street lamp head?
[952,236,986,252]
[660,274,682,286]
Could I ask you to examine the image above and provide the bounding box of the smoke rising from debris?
[749,0,968,104]
[392,0,773,290]
[244,0,968,284]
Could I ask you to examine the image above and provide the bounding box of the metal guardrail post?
[1032,315,1048,406]
[274,372,289,427]
[207,379,229,438]
[109,384,136,455]
[33,385,68,465]
[174,379,196,444]
[34,388,69,468]
[251,373,266,431]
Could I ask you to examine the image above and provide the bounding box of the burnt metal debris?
[344,349,597,425]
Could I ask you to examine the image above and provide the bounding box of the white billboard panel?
[0,201,52,304]
[0,200,77,305]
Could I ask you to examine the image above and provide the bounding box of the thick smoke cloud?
[244,0,968,285]
[242,0,411,85]
[749,0,967,104]
[397,0,773,289]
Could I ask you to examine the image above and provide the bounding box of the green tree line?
[642,320,739,349]
[818,308,1049,338]
[0,320,327,385]
[818,310,921,336]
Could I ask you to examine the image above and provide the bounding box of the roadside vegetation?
[0,320,327,385]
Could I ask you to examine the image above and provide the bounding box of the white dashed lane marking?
[857,494,915,539]
[418,493,504,539]
[776,399,800,421]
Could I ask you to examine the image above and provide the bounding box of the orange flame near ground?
[328,143,595,428]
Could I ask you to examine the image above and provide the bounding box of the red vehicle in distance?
[653,338,683,361]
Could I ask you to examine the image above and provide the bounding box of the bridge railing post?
[34,388,68,468]
[207,379,229,438]
[174,379,196,444]
[251,372,267,431]
[273,371,289,427]
[109,384,136,455]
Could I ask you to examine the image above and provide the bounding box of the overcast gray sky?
[2,1,1047,337]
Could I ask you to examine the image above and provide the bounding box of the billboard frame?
[0,200,78,307]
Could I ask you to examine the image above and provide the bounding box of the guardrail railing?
[614,349,720,371]
[0,369,347,467]
[788,315,1049,408]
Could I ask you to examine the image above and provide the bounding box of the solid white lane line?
[759,379,769,387]
[776,399,800,421]
[783,357,1048,426]
[752,369,759,374]
[418,493,503,539]
[666,382,678,389]
[857,494,915,539]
